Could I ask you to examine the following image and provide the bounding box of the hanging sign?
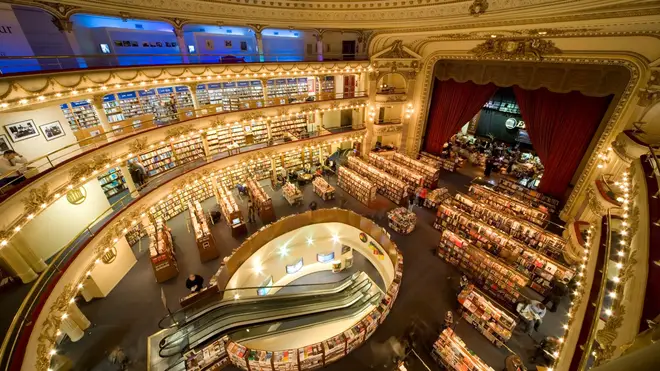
[117,92,137,100]
[175,86,189,92]
[138,89,156,97]
[157,87,174,94]
[103,94,116,102]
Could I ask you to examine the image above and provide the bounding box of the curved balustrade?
[0,126,365,371]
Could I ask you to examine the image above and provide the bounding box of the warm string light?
[404,103,414,119]
[1,66,370,110]
[596,147,613,169]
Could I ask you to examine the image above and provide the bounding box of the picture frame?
[114,40,123,47]
[39,121,66,141]
[0,134,13,153]
[142,42,149,47]
[165,42,171,47]
[130,41,138,47]
[122,40,131,47]
[4,119,40,142]
[224,40,232,48]
[156,42,163,47]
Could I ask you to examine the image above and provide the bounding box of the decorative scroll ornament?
[241,111,265,121]
[586,185,607,216]
[276,108,289,117]
[636,88,660,107]
[469,0,489,16]
[470,38,561,60]
[373,124,403,135]
[128,137,149,154]
[22,183,53,215]
[165,124,194,140]
[35,283,75,371]
[611,138,635,163]
[68,153,111,182]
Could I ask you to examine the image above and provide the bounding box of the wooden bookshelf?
[392,152,440,188]
[419,151,458,172]
[337,166,377,207]
[424,188,450,209]
[448,193,567,261]
[346,156,406,205]
[437,229,528,306]
[148,221,179,283]
[213,182,247,236]
[188,201,219,262]
[458,284,517,347]
[469,184,549,226]
[97,167,126,198]
[247,178,276,224]
[434,202,575,296]
[495,178,560,214]
[149,179,214,221]
[172,136,205,165]
[368,152,424,189]
[432,328,494,371]
[312,177,335,201]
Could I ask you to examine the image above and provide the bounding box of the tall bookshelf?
[270,115,308,140]
[337,166,377,207]
[246,157,272,181]
[172,136,205,165]
[367,152,423,189]
[469,184,549,226]
[213,182,246,236]
[101,95,124,123]
[346,156,406,205]
[437,229,529,306]
[60,101,102,131]
[419,151,459,173]
[448,193,567,261]
[495,178,560,214]
[97,167,126,198]
[137,146,176,177]
[175,86,195,108]
[392,152,440,188]
[247,178,275,224]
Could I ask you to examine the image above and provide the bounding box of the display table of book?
[424,187,450,209]
[432,328,494,371]
[282,182,303,206]
[184,335,230,371]
[458,284,517,347]
[387,207,417,235]
[213,183,247,237]
[312,177,335,201]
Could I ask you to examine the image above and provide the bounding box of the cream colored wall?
[322,110,341,128]
[89,237,137,297]
[15,179,111,260]
[0,105,80,167]
[225,222,394,291]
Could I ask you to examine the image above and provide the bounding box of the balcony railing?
[0,91,367,198]
[376,118,402,125]
[376,87,406,95]
[0,52,369,76]
[0,125,363,371]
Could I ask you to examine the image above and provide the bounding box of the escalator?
[153,272,380,370]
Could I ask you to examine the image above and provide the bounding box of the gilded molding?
[35,283,75,371]
[67,153,112,183]
[165,124,195,140]
[373,123,403,135]
[21,183,53,216]
[470,38,561,61]
[586,184,608,216]
[611,137,635,163]
[468,0,488,17]
[128,137,149,154]
[411,52,642,217]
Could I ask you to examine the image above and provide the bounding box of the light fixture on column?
[405,103,414,119]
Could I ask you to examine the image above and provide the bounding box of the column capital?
[52,17,73,33]
[91,94,105,108]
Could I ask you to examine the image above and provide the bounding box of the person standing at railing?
[0,150,28,187]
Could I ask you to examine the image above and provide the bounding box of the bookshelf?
[101,94,124,123]
[136,146,176,177]
[246,120,269,144]
[213,182,247,236]
[392,152,440,188]
[437,229,528,305]
[434,201,575,295]
[60,101,101,131]
[126,222,146,246]
[449,193,567,261]
[148,221,179,283]
[458,284,517,347]
[184,335,230,371]
[246,157,273,181]
[432,328,494,371]
[346,156,406,205]
[495,178,560,214]
[282,182,303,206]
[149,179,214,221]
[368,152,424,189]
[138,89,159,114]
[298,343,324,370]
[469,184,549,226]
[221,166,248,189]
[270,116,308,140]
[227,342,248,369]
[117,91,145,119]
[419,151,458,172]
[175,86,195,108]
[247,178,276,224]
[195,85,210,106]
[423,188,450,209]
[337,166,377,207]
[313,176,335,201]
[188,200,219,262]
[97,167,126,198]
[172,136,205,165]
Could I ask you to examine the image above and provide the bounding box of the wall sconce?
[368,107,376,122]
[404,103,414,119]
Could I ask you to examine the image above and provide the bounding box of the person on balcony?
[0,150,28,187]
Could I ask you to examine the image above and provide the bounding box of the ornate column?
[185,83,200,110]
[67,302,91,331]
[91,95,112,134]
[59,314,84,342]
[363,71,379,151]
[315,30,325,62]
[400,71,418,155]
[119,164,137,193]
[260,78,270,106]
[173,27,189,64]
[253,26,265,62]
[0,242,37,283]
[53,18,85,68]
[11,237,47,273]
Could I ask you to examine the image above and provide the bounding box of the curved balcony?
[0,124,365,371]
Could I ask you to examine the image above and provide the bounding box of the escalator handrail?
[158,275,370,353]
[158,272,360,329]
[158,278,373,357]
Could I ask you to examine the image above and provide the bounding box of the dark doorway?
[342,40,356,60]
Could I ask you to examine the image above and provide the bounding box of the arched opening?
[377,73,407,94]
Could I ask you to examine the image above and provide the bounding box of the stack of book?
[432,328,494,371]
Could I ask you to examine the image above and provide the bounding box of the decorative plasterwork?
[373,123,403,135]
[586,185,608,216]
[470,38,561,61]
[468,0,488,16]
[411,52,642,217]
[21,183,54,216]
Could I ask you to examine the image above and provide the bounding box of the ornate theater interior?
[0,1,659,371]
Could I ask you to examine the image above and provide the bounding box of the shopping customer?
[185,274,204,293]
[542,277,569,312]
[0,150,28,187]
[517,300,547,335]
[407,191,415,212]
[247,198,256,223]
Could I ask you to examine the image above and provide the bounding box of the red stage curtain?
[513,86,612,198]
[424,79,497,154]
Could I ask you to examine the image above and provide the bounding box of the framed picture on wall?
[156,42,163,47]
[4,120,40,142]
[224,40,232,48]
[142,42,149,47]
[39,121,66,141]
[206,39,214,50]
[165,42,171,47]
[122,41,130,47]
[114,41,123,47]
[0,134,13,153]
[131,41,138,47]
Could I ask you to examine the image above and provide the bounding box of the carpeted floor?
[54,166,569,371]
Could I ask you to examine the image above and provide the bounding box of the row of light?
[47,214,144,370]
[0,109,365,249]
[596,146,613,169]
[1,66,371,110]
[404,103,414,119]
[549,222,595,371]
